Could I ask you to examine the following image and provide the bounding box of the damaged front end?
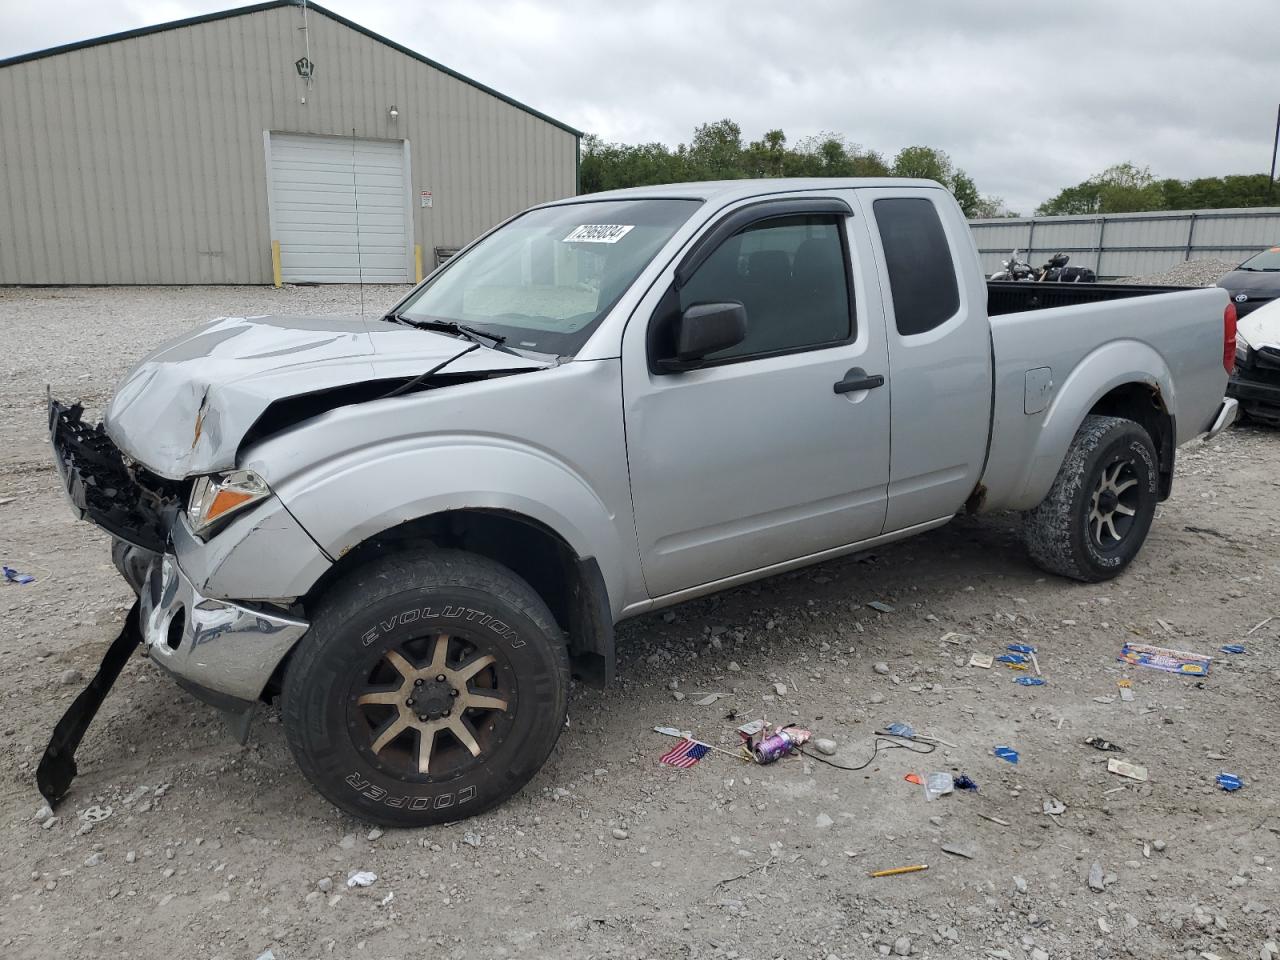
[44,397,312,805]
[49,398,185,555]
[41,312,556,807]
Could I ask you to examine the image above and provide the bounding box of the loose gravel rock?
[1116,257,1237,287]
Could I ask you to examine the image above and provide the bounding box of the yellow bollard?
[270,240,282,289]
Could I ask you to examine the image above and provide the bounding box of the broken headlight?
[187,469,270,537]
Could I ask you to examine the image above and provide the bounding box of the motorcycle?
[990,249,1035,281]
[1034,252,1096,283]
[990,249,1097,283]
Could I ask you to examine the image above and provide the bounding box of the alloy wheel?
[1088,456,1141,550]
[349,632,515,778]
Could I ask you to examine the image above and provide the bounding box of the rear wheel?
[1023,415,1159,582]
[282,549,569,827]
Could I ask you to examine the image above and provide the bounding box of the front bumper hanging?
[38,603,142,805]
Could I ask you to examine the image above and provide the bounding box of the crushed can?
[753,726,811,764]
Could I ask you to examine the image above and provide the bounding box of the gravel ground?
[1117,258,1238,287]
[2,286,1279,960]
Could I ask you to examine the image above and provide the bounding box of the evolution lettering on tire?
[1023,415,1159,583]
[360,607,522,648]
[282,548,569,827]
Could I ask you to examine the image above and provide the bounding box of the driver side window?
[678,214,855,363]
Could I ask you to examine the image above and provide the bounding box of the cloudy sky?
[2,0,1276,213]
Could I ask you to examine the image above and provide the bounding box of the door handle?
[833,368,885,394]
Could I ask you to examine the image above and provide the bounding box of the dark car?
[1217,246,1280,318]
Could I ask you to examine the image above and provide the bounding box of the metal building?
[0,0,580,285]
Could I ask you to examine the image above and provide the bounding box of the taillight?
[1224,302,1237,375]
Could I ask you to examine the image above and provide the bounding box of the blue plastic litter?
[1219,645,1246,655]
[1007,644,1037,654]
[2,566,35,585]
[884,722,916,738]
[993,746,1019,764]
[1216,773,1243,792]
[996,653,1028,664]
[1014,676,1046,686]
[954,774,978,791]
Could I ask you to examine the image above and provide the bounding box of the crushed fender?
[37,601,141,806]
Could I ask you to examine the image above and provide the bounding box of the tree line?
[578,119,1008,218]
[1034,162,1275,216]
[579,120,1276,219]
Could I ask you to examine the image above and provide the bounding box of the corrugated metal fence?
[969,207,1280,279]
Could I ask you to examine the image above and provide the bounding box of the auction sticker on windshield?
[563,224,635,243]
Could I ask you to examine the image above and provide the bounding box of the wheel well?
[1088,383,1175,500]
[299,509,614,686]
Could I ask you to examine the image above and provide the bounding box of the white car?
[1230,295,1280,425]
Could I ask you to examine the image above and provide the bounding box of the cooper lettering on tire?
[1023,415,1159,583]
[282,549,569,827]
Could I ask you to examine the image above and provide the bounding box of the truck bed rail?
[987,281,1192,316]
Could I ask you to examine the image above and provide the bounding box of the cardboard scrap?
[1117,642,1211,677]
[1107,757,1148,782]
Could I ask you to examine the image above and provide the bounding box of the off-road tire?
[1023,415,1158,582]
[282,549,569,827]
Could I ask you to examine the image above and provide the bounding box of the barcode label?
[562,224,635,244]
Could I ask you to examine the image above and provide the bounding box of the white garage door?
[266,133,412,283]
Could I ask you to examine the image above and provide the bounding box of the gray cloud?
[3,0,1275,212]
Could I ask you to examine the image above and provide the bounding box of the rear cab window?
[873,197,960,336]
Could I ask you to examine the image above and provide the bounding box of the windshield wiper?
[384,314,508,349]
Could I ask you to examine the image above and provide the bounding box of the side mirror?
[657,302,747,372]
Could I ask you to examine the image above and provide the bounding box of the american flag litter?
[659,738,712,768]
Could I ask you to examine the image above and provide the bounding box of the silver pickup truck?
[47,178,1238,826]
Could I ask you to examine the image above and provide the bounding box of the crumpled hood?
[1239,297,1280,350]
[104,314,548,479]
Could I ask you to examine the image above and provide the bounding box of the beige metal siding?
[0,5,578,284]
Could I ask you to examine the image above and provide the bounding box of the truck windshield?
[390,198,701,356]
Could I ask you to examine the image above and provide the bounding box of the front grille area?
[49,399,184,553]
[1252,346,1280,376]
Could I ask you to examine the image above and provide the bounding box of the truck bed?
[987,281,1192,316]
[978,283,1229,513]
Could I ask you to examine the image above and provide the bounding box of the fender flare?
[274,436,636,620]
[1012,340,1176,511]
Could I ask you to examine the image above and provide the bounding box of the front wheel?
[1023,415,1159,582]
[282,549,569,827]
